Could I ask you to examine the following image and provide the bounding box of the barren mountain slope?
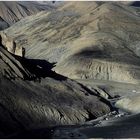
[0,45,111,138]
[0,1,54,30]
[1,2,140,84]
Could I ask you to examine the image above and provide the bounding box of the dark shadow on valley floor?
[15,56,67,81]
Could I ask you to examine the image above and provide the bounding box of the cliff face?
[0,33,25,57]
[1,2,140,83]
[0,45,32,79]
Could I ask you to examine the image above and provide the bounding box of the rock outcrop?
[0,46,32,79]
[0,33,25,57]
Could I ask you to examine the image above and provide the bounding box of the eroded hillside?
[0,44,112,138]
[1,2,140,83]
[0,1,54,30]
[1,1,140,138]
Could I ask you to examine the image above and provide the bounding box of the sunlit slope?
[0,1,54,30]
[1,2,140,83]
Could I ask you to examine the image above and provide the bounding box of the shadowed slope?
[0,46,111,137]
